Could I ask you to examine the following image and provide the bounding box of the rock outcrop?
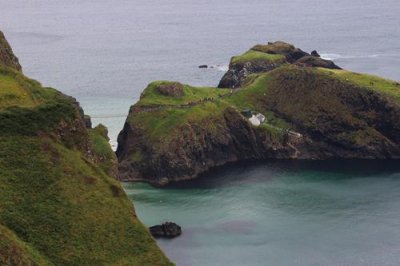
[156,82,185,97]
[0,31,171,265]
[218,41,340,88]
[0,31,22,71]
[117,42,400,186]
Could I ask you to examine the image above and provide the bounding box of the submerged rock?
[150,222,182,238]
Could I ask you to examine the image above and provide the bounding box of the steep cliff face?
[0,31,171,265]
[117,43,400,186]
[0,31,22,71]
[117,102,293,185]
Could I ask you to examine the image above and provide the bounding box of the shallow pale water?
[1,0,400,265]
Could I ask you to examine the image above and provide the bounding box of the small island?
[117,41,400,186]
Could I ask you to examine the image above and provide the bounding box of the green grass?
[0,136,171,265]
[0,224,50,265]
[318,68,400,103]
[231,50,286,65]
[131,100,229,142]
[0,68,172,265]
[138,81,230,106]
[0,67,78,136]
[88,125,117,176]
[129,63,400,149]
[0,66,59,111]
[133,72,296,145]
[251,41,297,55]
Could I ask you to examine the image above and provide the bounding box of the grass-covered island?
[0,31,172,265]
[117,41,400,186]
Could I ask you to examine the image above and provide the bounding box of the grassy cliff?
[117,43,400,186]
[0,33,171,265]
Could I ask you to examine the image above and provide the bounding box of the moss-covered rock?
[0,31,172,265]
[118,43,400,186]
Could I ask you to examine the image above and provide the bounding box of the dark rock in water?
[311,50,320,57]
[156,82,184,97]
[198,65,208,68]
[150,222,182,238]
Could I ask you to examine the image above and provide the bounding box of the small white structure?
[249,113,266,126]
[255,113,266,123]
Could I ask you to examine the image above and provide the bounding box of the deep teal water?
[125,161,400,265]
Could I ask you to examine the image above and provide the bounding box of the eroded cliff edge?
[117,41,400,186]
[0,31,171,265]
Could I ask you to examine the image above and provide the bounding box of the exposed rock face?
[117,42,400,186]
[117,106,295,185]
[311,50,320,57]
[295,55,341,69]
[218,41,339,89]
[218,58,286,89]
[0,31,22,71]
[150,222,182,238]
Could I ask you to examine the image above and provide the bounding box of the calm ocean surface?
[1,0,400,265]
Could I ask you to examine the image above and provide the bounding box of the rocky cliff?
[0,31,22,71]
[117,42,400,186]
[0,31,171,265]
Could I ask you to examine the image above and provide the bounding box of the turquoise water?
[125,161,400,265]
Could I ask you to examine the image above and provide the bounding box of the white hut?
[249,116,261,126]
[248,113,266,126]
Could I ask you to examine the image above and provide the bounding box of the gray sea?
[1,0,400,265]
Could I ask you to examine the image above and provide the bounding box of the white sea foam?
[321,53,381,60]
[208,64,229,71]
[320,53,343,60]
